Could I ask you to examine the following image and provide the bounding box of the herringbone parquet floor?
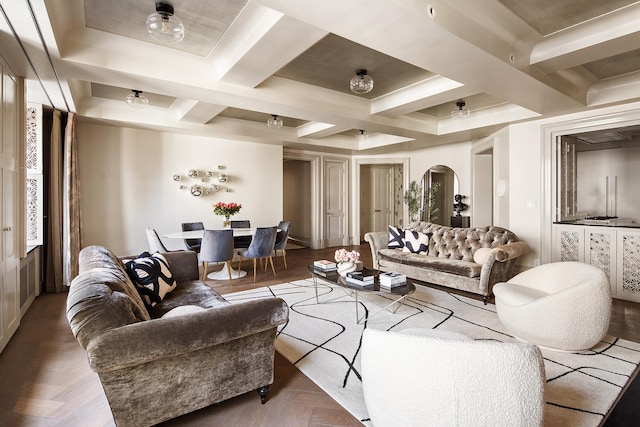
[0,243,639,426]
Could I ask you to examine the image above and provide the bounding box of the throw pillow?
[473,247,492,264]
[124,252,177,307]
[161,305,204,318]
[402,230,431,254]
[388,225,404,249]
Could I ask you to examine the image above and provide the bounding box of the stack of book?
[312,260,337,276]
[379,272,407,289]
[345,269,376,287]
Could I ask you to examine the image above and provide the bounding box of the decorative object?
[451,100,470,118]
[350,69,374,94]
[172,168,231,195]
[212,201,242,227]
[267,114,283,128]
[146,2,185,43]
[334,248,360,277]
[403,180,422,223]
[225,281,640,427]
[125,90,148,109]
[453,194,468,216]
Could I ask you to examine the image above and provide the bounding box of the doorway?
[359,163,404,242]
[472,146,494,226]
[283,159,312,247]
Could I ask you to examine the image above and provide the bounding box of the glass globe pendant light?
[146,2,185,43]
[350,69,374,94]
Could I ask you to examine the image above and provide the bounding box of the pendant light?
[350,69,374,94]
[146,2,185,43]
[126,90,149,109]
[267,114,283,128]
[451,100,470,118]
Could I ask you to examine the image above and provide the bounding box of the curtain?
[63,112,81,286]
[45,110,64,293]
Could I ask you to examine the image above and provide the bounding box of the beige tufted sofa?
[365,222,530,303]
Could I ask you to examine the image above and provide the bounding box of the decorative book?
[379,272,407,288]
[314,260,337,270]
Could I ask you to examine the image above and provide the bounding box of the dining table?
[163,228,257,280]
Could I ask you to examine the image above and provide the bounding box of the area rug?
[225,279,640,426]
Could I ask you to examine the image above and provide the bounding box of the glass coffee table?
[308,264,416,324]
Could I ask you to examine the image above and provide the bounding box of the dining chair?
[181,222,204,253]
[273,221,291,270]
[146,227,169,253]
[231,220,252,249]
[200,229,235,282]
[238,226,278,282]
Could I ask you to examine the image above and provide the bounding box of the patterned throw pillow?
[388,225,404,249]
[402,230,431,254]
[124,252,177,307]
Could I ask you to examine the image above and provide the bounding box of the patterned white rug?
[225,279,640,426]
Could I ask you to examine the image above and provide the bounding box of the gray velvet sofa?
[66,245,289,427]
[365,222,529,303]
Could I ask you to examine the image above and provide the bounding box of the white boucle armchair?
[361,328,546,427]
[493,261,612,351]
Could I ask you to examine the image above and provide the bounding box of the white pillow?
[473,247,492,264]
[161,305,205,318]
[402,230,430,254]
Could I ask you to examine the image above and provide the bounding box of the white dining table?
[163,228,256,280]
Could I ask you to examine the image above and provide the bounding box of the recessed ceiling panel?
[418,93,506,118]
[91,83,176,107]
[84,0,249,56]
[498,0,637,35]
[583,49,640,80]
[218,107,308,128]
[274,34,434,99]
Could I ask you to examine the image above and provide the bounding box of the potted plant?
[403,180,422,223]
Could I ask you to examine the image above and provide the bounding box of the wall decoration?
[172,167,232,196]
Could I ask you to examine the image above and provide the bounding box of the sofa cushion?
[146,280,229,318]
[124,252,177,307]
[379,249,482,278]
[473,247,492,264]
[388,225,404,249]
[402,230,431,254]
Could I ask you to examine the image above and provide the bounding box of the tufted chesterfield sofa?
[66,245,289,426]
[365,222,529,303]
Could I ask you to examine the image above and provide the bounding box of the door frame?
[353,157,410,245]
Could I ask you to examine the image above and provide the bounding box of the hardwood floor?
[0,243,638,426]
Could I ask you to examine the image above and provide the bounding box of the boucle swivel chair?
[361,328,546,427]
[493,261,611,351]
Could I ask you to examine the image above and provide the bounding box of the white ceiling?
[2,0,640,154]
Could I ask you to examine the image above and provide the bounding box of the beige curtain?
[45,110,64,293]
[63,112,81,285]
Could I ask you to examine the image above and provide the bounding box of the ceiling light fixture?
[125,90,149,109]
[350,69,374,94]
[356,129,368,141]
[267,114,283,129]
[451,100,470,118]
[146,2,185,43]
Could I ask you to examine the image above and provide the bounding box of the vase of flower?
[212,202,242,228]
[335,248,361,277]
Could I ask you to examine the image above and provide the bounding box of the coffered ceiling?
[1,0,640,153]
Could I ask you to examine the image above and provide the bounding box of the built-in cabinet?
[553,224,640,302]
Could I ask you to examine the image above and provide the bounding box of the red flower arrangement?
[212,202,242,218]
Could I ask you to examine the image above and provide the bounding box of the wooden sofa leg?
[483,295,489,305]
[257,385,271,404]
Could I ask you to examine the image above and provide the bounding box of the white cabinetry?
[553,224,640,302]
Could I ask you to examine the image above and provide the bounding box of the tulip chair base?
[206,266,248,280]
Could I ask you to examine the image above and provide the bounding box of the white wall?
[78,122,283,255]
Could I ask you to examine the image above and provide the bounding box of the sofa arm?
[478,242,530,297]
[86,298,289,373]
[364,231,388,269]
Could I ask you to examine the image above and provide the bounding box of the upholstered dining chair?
[199,229,235,282]
[145,227,169,253]
[231,220,252,249]
[181,222,204,253]
[238,226,278,282]
[273,221,291,270]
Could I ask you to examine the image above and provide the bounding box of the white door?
[324,159,348,247]
[0,62,20,353]
[360,165,396,239]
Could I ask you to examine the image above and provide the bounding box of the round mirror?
[420,165,459,225]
